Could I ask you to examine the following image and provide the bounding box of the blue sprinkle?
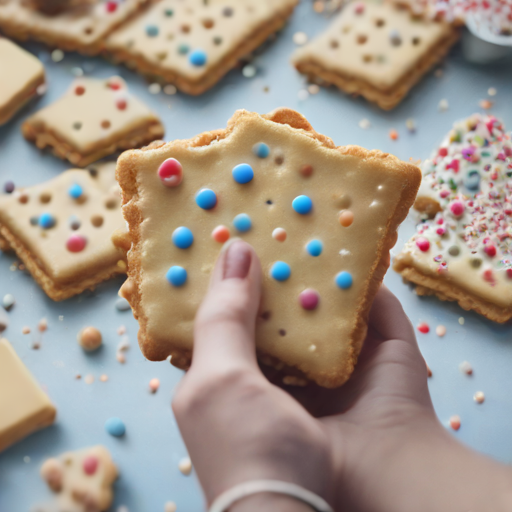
[178,43,190,55]
[292,195,313,215]
[38,213,55,229]
[172,226,194,249]
[195,188,217,210]
[105,417,126,437]
[189,49,207,66]
[306,239,323,257]
[232,163,254,184]
[166,266,187,287]
[270,261,291,282]
[335,271,353,289]
[146,24,159,37]
[68,183,83,199]
[233,214,252,232]
[464,170,480,191]
[253,143,270,159]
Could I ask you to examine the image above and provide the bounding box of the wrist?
[229,492,314,512]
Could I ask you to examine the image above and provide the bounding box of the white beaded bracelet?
[208,480,334,512]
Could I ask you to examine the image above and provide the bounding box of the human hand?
[172,240,512,512]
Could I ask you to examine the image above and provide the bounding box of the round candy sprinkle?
[30,216,39,226]
[69,215,81,230]
[339,210,354,227]
[77,326,102,351]
[435,325,446,337]
[2,293,15,310]
[83,456,99,476]
[116,98,127,110]
[166,266,187,287]
[306,239,323,257]
[233,213,252,232]
[178,43,190,55]
[232,163,254,184]
[459,361,472,375]
[484,244,496,257]
[165,502,177,512]
[38,213,56,229]
[212,225,230,243]
[272,227,287,242]
[115,298,131,311]
[253,143,270,158]
[464,170,480,191]
[158,158,183,187]
[178,457,192,475]
[292,195,313,215]
[4,181,14,193]
[195,189,217,210]
[270,261,291,282]
[105,417,126,437]
[66,234,87,252]
[146,24,159,37]
[105,1,117,12]
[300,164,313,177]
[474,391,485,404]
[172,226,194,249]
[68,183,83,199]
[415,237,430,252]
[417,322,430,334]
[449,415,461,431]
[189,49,207,66]
[299,289,319,310]
[149,378,160,393]
[335,271,353,289]
[450,200,464,217]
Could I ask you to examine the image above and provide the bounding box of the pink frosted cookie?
[115,108,420,388]
[394,114,512,322]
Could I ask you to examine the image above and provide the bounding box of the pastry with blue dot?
[115,108,420,388]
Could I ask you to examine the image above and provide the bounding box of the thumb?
[191,239,262,373]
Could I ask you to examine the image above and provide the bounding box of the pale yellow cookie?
[0,162,127,301]
[0,0,149,55]
[292,1,459,110]
[0,38,45,125]
[106,0,298,95]
[0,338,56,453]
[22,76,164,167]
[38,446,118,512]
[115,108,420,388]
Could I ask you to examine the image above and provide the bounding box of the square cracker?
[292,1,459,110]
[0,338,56,453]
[0,37,45,125]
[0,162,127,301]
[0,0,149,55]
[22,76,164,167]
[394,114,512,323]
[106,0,298,95]
[115,108,420,388]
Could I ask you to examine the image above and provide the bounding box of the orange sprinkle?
[272,228,287,242]
[389,129,399,141]
[212,225,230,243]
[339,210,354,227]
[22,326,31,334]
[449,415,461,431]
[479,99,493,110]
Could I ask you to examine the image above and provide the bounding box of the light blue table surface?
[1,2,512,510]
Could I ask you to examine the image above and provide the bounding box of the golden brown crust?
[116,108,421,387]
[414,195,442,217]
[293,29,460,110]
[106,2,297,96]
[393,255,512,323]
[0,224,125,301]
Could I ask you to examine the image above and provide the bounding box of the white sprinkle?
[118,336,130,351]
[307,84,320,95]
[459,361,473,375]
[84,374,95,385]
[71,67,83,77]
[116,298,131,311]
[164,502,177,512]
[2,294,15,310]
[339,249,351,256]
[458,316,465,325]
[297,89,309,101]
[435,325,446,337]
[178,457,192,475]
[293,31,308,45]
[242,65,256,78]
[358,118,371,130]
[488,87,497,96]
[23,456,31,463]
[474,391,485,404]
[438,99,449,111]
[51,49,64,62]
[163,84,177,95]
[148,83,161,94]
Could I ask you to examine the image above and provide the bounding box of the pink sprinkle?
[158,158,183,187]
[506,269,512,279]
[354,2,365,14]
[416,237,430,252]
[438,147,448,157]
[417,322,430,334]
[83,456,99,475]
[436,227,446,236]
[66,234,87,253]
[449,415,461,431]
[299,289,320,311]
[149,378,160,393]
[484,244,496,257]
[450,200,465,217]
[116,99,127,110]
[105,1,117,13]
[439,190,450,198]
[446,159,459,172]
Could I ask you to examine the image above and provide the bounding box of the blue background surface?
[1,2,512,510]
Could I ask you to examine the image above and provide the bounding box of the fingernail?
[223,240,251,280]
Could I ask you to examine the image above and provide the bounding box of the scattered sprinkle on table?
[359,118,371,130]
[84,374,95,385]
[474,391,485,404]
[405,118,416,133]
[293,31,308,45]
[438,99,449,111]
[458,317,465,325]
[435,325,446,337]
[116,352,126,364]
[178,457,192,476]
[479,99,493,109]
[105,417,126,437]
[488,87,497,96]
[100,374,109,382]
[51,49,64,62]
[117,325,127,336]
[163,84,177,95]
[449,415,461,431]
[164,502,177,512]
[38,318,48,332]
[149,378,160,393]
[459,361,473,376]
[148,83,161,95]
[389,129,398,141]
[2,294,15,310]
[242,65,256,78]
[115,298,131,312]
[308,84,320,95]
[22,326,31,335]
[78,327,103,352]
[417,322,430,334]
[298,89,309,101]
